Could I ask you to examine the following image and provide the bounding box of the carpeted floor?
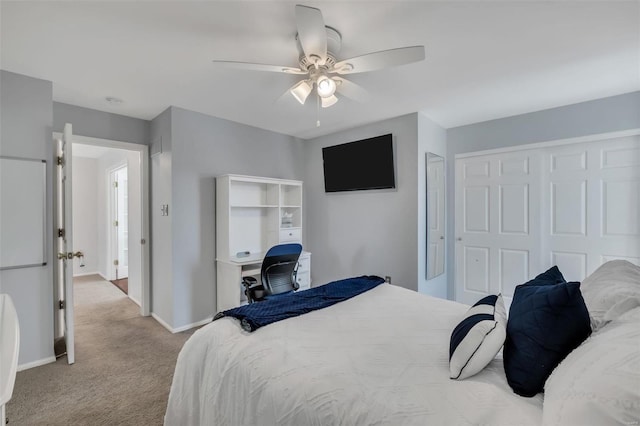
[6,275,197,425]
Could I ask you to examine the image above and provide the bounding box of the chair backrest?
[261,243,302,296]
[0,294,20,410]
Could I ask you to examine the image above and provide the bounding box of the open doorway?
[53,130,149,362]
[71,147,142,304]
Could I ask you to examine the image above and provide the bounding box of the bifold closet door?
[455,151,541,306]
[455,134,640,306]
[541,135,640,281]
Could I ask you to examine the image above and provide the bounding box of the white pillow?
[580,260,640,331]
[543,307,640,426]
[449,294,507,380]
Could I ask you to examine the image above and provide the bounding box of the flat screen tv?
[322,134,395,192]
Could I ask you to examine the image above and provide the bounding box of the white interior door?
[111,166,129,279]
[455,150,541,306]
[57,123,75,365]
[455,133,640,307]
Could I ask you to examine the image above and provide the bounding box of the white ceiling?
[2,1,638,139]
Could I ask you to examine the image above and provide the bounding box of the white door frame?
[53,132,150,317]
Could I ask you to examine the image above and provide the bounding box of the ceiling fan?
[212,4,426,108]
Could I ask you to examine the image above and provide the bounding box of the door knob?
[58,251,84,260]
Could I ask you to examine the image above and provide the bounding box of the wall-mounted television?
[322,133,395,192]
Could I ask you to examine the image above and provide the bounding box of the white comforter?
[165,284,543,425]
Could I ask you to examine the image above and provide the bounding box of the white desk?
[216,251,311,312]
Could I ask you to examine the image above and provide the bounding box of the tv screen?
[322,134,395,192]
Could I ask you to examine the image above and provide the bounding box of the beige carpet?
[6,275,197,425]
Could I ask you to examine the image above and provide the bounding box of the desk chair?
[242,243,302,303]
[0,294,20,425]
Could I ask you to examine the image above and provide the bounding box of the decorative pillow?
[522,264,566,286]
[543,307,640,425]
[449,294,507,380]
[504,267,591,397]
[580,260,640,331]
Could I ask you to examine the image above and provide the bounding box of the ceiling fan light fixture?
[321,94,338,108]
[316,76,336,98]
[290,80,313,104]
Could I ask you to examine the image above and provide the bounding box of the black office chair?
[242,243,303,303]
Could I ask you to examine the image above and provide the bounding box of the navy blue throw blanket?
[214,275,385,332]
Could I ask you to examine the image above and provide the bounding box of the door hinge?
[58,228,65,238]
[57,156,64,166]
[58,300,65,310]
[141,238,146,245]
[113,259,119,266]
[113,220,118,227]
[113,181,118,188]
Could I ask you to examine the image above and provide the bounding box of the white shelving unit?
[216,174,310,311]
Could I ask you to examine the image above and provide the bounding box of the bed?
[165,260,640,426]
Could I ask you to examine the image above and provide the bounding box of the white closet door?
[541,135,640,281]
[455,151,540,305]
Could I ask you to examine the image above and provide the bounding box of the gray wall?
[53,102,149,145]
[71,157,99,275]
[303,114,421,291]
[0,70,55,367]
[149,107,173,326]
[446,91,640,298]
[150,106,304,329]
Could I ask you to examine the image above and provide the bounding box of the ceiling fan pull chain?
[316,93,321,127]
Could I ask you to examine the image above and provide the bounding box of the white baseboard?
[98,272,109,281]
[129,294,141,307]
[151,312,212,334]
[172,317,213,333]
[18,355,56,372]
[151,312,174,333]
[73,271,100,278]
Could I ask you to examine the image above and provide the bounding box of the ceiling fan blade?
[333,77,368,102]
[295,5,327,66]
[333,46,425,75]
[212,60,307,75]
[321,95,338,108]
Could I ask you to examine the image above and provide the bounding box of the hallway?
[7,275,195,425]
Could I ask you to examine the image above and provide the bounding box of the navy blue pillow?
[522,265,566,286]
[504,267,591,397]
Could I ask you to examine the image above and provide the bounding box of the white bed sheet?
[165,284,543,425]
